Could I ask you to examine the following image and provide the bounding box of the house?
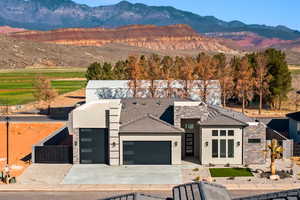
[68,98,267,165]
[85,80,222,105]
[287,111,300,142]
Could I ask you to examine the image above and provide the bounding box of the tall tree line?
[86,48,292,113]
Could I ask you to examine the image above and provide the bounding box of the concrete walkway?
[63,165,182,184]
[17,164,72,185]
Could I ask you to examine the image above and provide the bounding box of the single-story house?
[287,111,300,142]
[68,98,267,165]
[86,80,222,105]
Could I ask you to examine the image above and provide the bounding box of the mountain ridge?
[0,0,299,40]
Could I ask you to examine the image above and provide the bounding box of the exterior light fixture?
[174,141,178,147]
[237,141,240,146]
[205,142,208,147]
[112,142,116,147]
[74,141,78,146]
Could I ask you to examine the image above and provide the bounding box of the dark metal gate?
[34,145,72,163]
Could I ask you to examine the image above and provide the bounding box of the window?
[212,130,218,136]
[248,139,261,143]
[184,123,194,130]
[212,140,218,158]
[220,130,226,136]
[220,139,226,158]
[228,130,234,136]
[228,139,234,158]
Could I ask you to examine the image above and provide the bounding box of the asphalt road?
[0,190,280,200]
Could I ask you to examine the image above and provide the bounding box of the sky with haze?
[73,0,300,31]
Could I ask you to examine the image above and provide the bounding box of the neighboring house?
[86,80,221,105]
[287,111,300,142]
[68,98,266,166]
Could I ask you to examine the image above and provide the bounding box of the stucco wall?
[201,127,243,165]
[243,123,266,164]
[119,133,182,165]
[71,100,122,165]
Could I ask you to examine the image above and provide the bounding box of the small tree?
[195,53,217,104]
[214,53,233,107]
[86,62,114,81]
[127,55,144,97]
[235,57,254,113]
[33,76,58,115]
[254,53,271,115]
[161,56,175,97]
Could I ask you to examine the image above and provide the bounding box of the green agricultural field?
[0,68,86,105]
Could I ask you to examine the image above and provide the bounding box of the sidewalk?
[0,182,299,192]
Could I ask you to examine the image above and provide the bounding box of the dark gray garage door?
[123,141,171,165]
[79,128,108,164]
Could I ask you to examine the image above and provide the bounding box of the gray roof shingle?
[120,114,184,133]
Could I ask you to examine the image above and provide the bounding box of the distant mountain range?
[0,0,300,68]
[0,0,299,40]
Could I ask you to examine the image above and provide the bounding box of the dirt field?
[0,122,65,177]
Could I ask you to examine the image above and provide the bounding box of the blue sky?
[73,0,300,31]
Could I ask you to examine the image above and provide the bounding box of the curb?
[0,183,300,192]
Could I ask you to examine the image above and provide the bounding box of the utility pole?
[5,117,9,165]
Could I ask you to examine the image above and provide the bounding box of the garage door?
[123,141,171,165]
[79,128,108,164]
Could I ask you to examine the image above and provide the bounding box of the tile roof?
[101,193,166,200]
[208,105,255,123]
[198,106,251,126]
[120,114,184,133]
[120,98,181,125]
[287,111,300,121]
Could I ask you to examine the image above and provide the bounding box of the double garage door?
[123,141,171,165]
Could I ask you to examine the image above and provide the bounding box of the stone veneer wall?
[243,123,266,164]
[174,102,208,158]
[73,128,80,164]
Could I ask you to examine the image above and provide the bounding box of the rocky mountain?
[0,0,299,40]
[0,33,236,69]
[205,32,292,50]
[8,24,237,53]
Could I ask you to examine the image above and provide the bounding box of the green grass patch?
[0,68,86,105]
[209,168,253,177]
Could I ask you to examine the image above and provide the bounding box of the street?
[0,190,279,200]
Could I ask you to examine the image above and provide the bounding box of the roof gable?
[287,111,300,121]
[120,114,184,133]
[200,107,248,126]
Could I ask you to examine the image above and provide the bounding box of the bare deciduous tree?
[195,53,217,103]
[254,53,271,115]
[33,76,58,115]
[235,57,254,113]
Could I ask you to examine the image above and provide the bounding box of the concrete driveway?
[62,165,182,184]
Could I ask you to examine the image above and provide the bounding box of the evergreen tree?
[265,48,292,109]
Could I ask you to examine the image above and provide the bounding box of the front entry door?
[185,133,194,156]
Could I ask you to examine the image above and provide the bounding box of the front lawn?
[209,168,253,177]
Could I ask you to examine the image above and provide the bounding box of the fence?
[34,145,72,164]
